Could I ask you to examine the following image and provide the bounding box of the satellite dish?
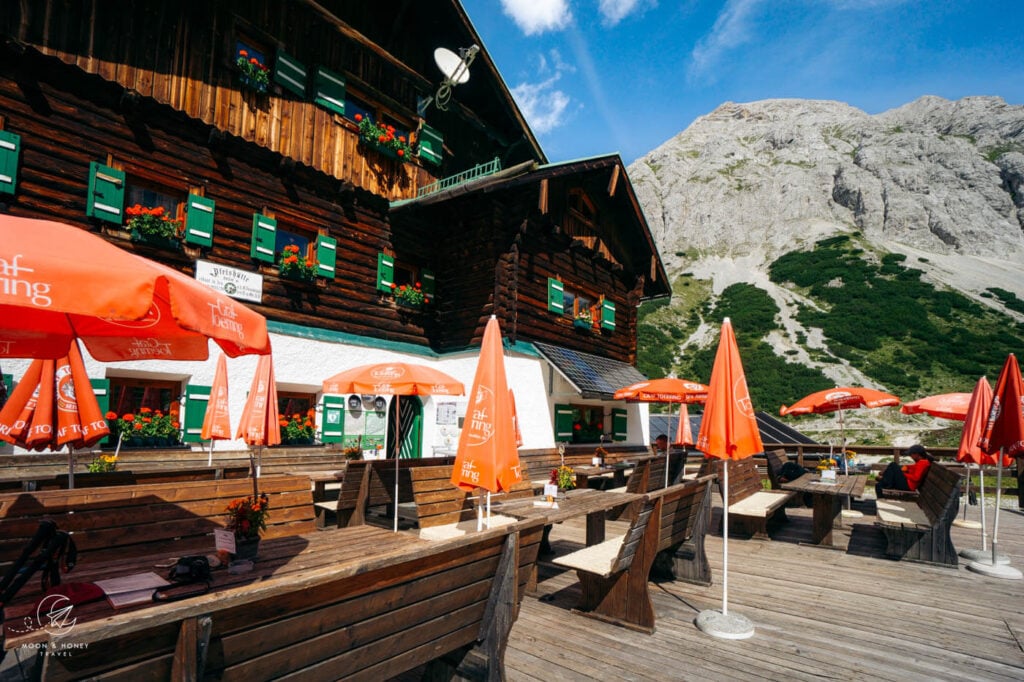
[434,47,472,85]
[424,45,479,112]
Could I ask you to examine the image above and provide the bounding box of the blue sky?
[459,0,1024,164]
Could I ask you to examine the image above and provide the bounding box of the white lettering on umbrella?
[733,377,755,417]
[207,300,245,340]
[465,386,494,446]
[459,459,481,484]
[0,254,52,307]
[127,338,173,358]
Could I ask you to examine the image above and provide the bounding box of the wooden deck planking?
[488,499,1024,681]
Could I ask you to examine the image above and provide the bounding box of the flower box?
[573,318,593,330]
[130,229,182,251]
[354,114,411,162]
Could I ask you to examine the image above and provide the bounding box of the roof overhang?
[533,342,647,400]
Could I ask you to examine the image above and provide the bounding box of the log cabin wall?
[0,51,435,347]
[0,1,531,202]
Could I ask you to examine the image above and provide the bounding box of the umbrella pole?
[722,461,729,616]
[394,396,400,533]
[207,439,214,467]
[961,466,971,521]
[667,403,674,489]
[991,454,1003,565]
[968,450,1023,579]
[67,445,75,490]
[980,467,988,551]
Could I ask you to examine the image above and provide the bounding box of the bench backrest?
[519,446,653,481]
[651,475,714,552]
[765,449,788,489]
[0,475,315,567]
[703,457,762,504]
[609,495,658,575]
[917,463,962,525]
[410,465,534,528]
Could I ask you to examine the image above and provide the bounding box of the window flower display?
[278,244,318,281]
[391,281,428,307]
[354,113,412,160]
[279,409,316,444]
[125,204,183,245]
[236,49,269,92]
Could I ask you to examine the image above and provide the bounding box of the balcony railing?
[416,158,502,198]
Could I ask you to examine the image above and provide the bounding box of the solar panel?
[533,342,646,399]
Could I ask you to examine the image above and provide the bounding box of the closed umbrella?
[323,361,464,531]
[451,316,523,528]
[955,377,1011,560]
[1,214,270,360]
[236,355,280,484]
[694,318,761,640]
[200,353,232,466]
[0,340,109,486]
[614,378,708,487]
[969,354,1024,580]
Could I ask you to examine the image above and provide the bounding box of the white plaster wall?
[2,330,581,456]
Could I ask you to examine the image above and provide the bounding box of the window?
[278,391,317,445]
[344,91,375,125]
[127,182,183,223]
[276,224,315,262]
[554,403,606,444]
[109,378,181,432]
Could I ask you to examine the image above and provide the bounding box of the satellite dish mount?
[421,45,479,114]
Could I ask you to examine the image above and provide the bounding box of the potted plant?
[125,204,183,249]
[354,113,411,161]
[87,453,118,473]
[279,409,316,445]
[278,244,318,282]
[391,281,428,308]
[225,492,269,560]
[573,309,593,330]
[235,49,269,93]
[550,465,576,491]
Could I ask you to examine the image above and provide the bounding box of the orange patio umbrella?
[614,378,708,487]
[781,386,900,472]
[970,354,1024,580]
[900,393,972,421]
[0,214,270,360]
[0,340,110,487]
[451,316,523,527]
[675,403,694,447]
[200,353,233,466]
[236,355,280,485]
[695,318,761,640]
[955,377,1007,553]
[323,361,464,531]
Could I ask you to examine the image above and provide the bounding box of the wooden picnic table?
[781,472,869,546]
[574,462,633,489]
[490,487,643,549]
[286,468,346,501]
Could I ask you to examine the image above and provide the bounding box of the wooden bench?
[14,520,547,681]
[875,463,962,566]
[519,446,653,488]
[0,475,316,582]
[410,465,535,539]
[551,476,716,633]
[704,457,795,539]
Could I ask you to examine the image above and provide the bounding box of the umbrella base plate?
[967,559,1022,580]
[696,609,755,640]
[960,547,1010,564]
[840,509,863,519]
[952,519,982,529]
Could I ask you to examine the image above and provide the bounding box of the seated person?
[875,444,933,497]
[653,433,668,455]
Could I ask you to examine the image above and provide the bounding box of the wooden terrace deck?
[397,495,1023,681]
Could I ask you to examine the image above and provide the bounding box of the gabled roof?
[392,154,671,299]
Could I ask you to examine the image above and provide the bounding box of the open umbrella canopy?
[0,215,270,360]
[322,362,464,397]
[901,393,972,421]
[613,378,708,404]
[780,387,901,416]
[0,339,109,451]
[451,316,522,494]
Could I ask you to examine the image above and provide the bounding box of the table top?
[4,525,430,648]
[489,488,643,524]
[781,472,868,498]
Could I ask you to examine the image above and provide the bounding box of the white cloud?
[500,0,572,36]
[512,75,572,134]
[687,0,764,82]
[598,0,650,26]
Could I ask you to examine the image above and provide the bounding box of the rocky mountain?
[627,96,1024,445]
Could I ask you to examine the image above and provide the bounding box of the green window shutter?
[420,268,435,299]
[250,213,277,263]
[313,66,346,115]
[376,252,394,292]
[184,194,215,247]
[612,408,627,442]
[417,124,443,166]
[547,278,564,314]
[321,395,344,443]
[316,234,337,279]
[554,403,574,441]
[601,299,616,332]
[90,378,112,445]
[3,373,15,409]
[274,49,307,97]
[0,130,21,195]
[182,384,211,443]
[86,162,125,224]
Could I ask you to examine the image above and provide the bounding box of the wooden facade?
[1,1,670,455]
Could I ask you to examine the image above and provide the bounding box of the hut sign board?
[195,260,263,303]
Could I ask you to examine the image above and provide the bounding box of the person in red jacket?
[875,444,933,497]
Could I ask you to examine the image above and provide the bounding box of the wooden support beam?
[538,178,548,214]
[171,615,212,682]
[607,165,619,197]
